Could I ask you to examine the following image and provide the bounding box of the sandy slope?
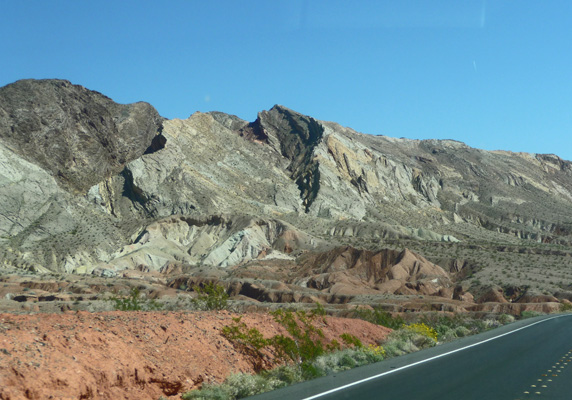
[0,310,390,400]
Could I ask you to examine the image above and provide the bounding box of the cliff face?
[0,80,163,273]
[0,79,163,193]
[1,79,572,300]
[93,103,572,243]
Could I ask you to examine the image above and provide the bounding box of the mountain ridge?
[1,78,572,307]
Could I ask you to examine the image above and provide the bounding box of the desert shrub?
[197,309,389,400]
[482,318,502,329]
[496,313,515,324]
[383,338,419,357]
[340,333,363,348]
[382,323,437,357]
[420,313,472,339]
[183,345,387,400]
[261,365,303,386]
[182,373,278,400]
[222,309,330,371]
[365,344,386,358]
[311,351,345,375]
[109,287,161,311]
[225,373,283,398]
[326,339,341,352]
[338,352,358,369]
[182,382,231,400]
[355,306,405,329]
[304,346,386,378]
[560,302,572,312]
[311,302,327,317]
[221,316,269,368]
[342,346,384,368]
[269,309,327,365]
[466,318,487,333]
[405,323,438,342]
[421,313,515,342]
[192,282,229,310]
[453,325,471,337]
[435,325,472,342]
[299,362,324,380]
[520,310,545,319]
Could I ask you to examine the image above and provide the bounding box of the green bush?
[269,309,327,365]
[311,302,327,318]
[340,333,363,348]
[382,324,437,357]
[225,373,282,398]
[355,306,405,329]
[221,309,331,372]
[109,287,162,311]
[221,316,269,369]
[261,365,303,386]
[182,382,231,400]
[496,313,515,324]
[191,309,389,400]
[183,345,388,400]
[312,346,386,375]
[520,310,545,319]
[453,325,471,337]
[192,282,229,310]
[419,313,514,342]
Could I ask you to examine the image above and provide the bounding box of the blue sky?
[1,1,571,160]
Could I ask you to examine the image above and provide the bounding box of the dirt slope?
[0,311,390,400]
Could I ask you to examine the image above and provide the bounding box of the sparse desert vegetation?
[183,309,522,399]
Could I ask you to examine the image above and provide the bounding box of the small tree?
[192,282,229,310]
[110,287,162,311]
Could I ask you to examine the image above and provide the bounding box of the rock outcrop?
[476,286,509,304]
[0,79,163,193]
[294,247,450,297]
[105,214,317,273]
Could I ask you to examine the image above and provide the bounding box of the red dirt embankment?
[0,311,390,400]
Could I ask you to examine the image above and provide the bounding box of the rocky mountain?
[1,78,572,309]
[0,79,163,193]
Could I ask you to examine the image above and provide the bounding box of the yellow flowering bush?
[365,344,386,358]
[405,323,438,342]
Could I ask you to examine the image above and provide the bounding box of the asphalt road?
[249,314,572,400]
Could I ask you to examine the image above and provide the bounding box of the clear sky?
[1,1,571,160]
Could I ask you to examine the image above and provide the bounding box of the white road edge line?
[303,314,571,400]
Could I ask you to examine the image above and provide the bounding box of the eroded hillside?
[1,78,572,309]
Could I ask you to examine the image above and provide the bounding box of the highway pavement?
[248,314,572,400]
